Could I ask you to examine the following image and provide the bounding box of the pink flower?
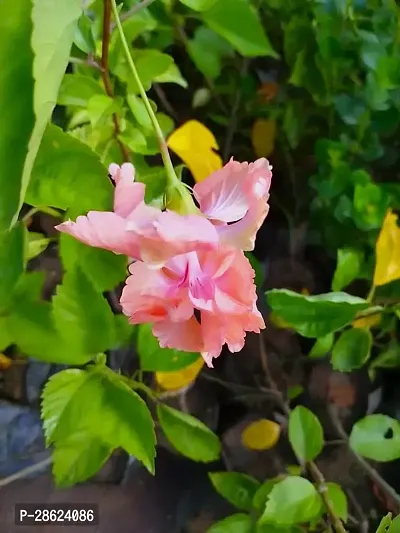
[56,163,219,266]
[194,157,272,251]
[120,248,265,367]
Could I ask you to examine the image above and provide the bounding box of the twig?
[329,405,400,510]
[0,457,52,489]
[101,0,130,162]
[153,84,179,121]
[200,372,282,402]
[258,334,348,533]
[347,488,369,533]
[223,58,249,162]
[114,0,156,27]
[308,461,348,533]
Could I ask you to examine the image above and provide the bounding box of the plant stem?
[0,457,52,489]
[101,0,130,162]
[366,284,376,304]
[111,0,179,186]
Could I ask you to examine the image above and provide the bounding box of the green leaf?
[369,343,400,379]
[209,472,260,511]
[207,514,253,533]
[259,477,321,525]
[136,166,168,205]
[377,514,394,533]
[331,328,372,372]
[187,26,234,80]
[202,0,278,58]
[27,124,113,213]
[245,252,263,288]
[137,323,199,371]
[154,62,188,88]
[60,233,127,293]
[0,0,34,230]
[157,403,221,462]
[353,183,388,231]
[52,431,112,488]
[325,483,348,522]
[252,478,282,514]
[309,333,334,359]
[52,267,115,355]
[22,0,83,219]
[42,366,156,473]
[388,515,400,533]
[58,74,104,107]
[25,230,50,262]
[127,50,174,92]
[179,0,218,10]
[332,248,363,292]
[266,290,369,338]
[0,225,24,312]
[74,14,96,54]
[288,406,324,462]
[349,414,400,462]
[127,94,153,130]
[8,299,91,364]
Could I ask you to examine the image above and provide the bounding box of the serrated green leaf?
[58,74,104,107]
[207,514,252,533]
[0,0,34,231]
[137,323,199,371]
[331,328,372,371]
[27,124,112,213]
[52,267,115,354]
[266,290,368,338]
[288,406,324,462]
[202,0,278,58]
[209,472,260,511]
[349,414,400,462]
[42,367,156,473]
[52,430,112,488]
[21,0,83,220]
[259,477,321,525]
[157,403,221,462]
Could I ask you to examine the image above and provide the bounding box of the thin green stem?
[111,0,178,186]
[22,206,61,223]
[366,284,376,304]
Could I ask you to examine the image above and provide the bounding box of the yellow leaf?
[269,312,292,329]
[373,209,400,286]
[155,357,204,391]
[167,120,223,183]
[251,118,276,158]
[352,314,381,329]
[0,353,12,371]
[241,419,281,450]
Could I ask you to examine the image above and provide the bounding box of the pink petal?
[56,211,141,258]
[216,200,269,251]
[109,163,145,218]
[194,158,272,223]
[152,318,204,353]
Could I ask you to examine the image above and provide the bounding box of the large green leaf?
[259,477,321,525]
[209,472,260,511]
[58,74,104,107]
[27,124,113,213]
[331,328,372,371]
[288,406,324,462]
[157,403,221,462]
[0,225,24,312]
[42,366,156,474]
[137,323,199,371]
[7,299,91,364]
[60,233,127,293]
[266,290,369,338]
[0,0,34,231]
[349,414,400,462]
[187,26,234,80]
[52,267,115,355]
[19,0,83,219]
[52,430,112,488]
[202,0,278,58]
